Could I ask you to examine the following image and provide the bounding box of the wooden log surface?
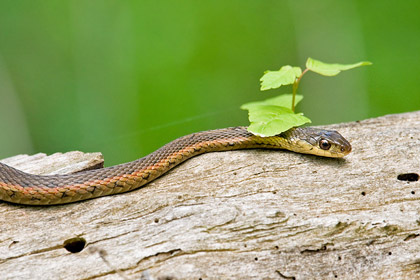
[0,111,419,280]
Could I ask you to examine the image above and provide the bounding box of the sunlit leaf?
[306,57,372,76]
[260,65,302,90]
[245,105,311,137]
[241,94,303,111]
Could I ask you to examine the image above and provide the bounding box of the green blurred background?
[0,1,419,165]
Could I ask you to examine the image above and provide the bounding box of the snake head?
[288,127,352,158]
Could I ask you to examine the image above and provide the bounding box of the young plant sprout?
[241,57,372,137]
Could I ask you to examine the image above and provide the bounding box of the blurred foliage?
[0,0,419,165]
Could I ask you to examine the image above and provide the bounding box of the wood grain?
[0,111,419,280]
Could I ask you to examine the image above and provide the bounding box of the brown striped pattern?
[0,127,351,205]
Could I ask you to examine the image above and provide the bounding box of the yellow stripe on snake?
[0,127,351,205]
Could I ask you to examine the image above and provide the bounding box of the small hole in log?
[254,257,258,261]
[412,191,416,195]
[63,237,86,253]
[397,173,419,182]
[154,218,159,223]
[388,252,392,255]
[361,191,366,196]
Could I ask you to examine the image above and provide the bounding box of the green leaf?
[260,65,302,90]
[241,94,303,111]
[306,57,372,76]
[245,105,311,137]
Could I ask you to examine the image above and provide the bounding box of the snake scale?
[0,126,351,205]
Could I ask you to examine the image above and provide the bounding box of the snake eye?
[319,139,331,150]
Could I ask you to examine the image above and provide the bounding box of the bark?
[0,111,419,280]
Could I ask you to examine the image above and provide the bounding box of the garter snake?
[0,126,351,205]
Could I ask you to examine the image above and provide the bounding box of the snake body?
[0,127,351,205]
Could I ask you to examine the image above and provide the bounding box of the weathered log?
[0,111,419,280]
[0,151,104,175]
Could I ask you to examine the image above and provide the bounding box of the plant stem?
[292,82,297,112]
[291,68,309,112]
